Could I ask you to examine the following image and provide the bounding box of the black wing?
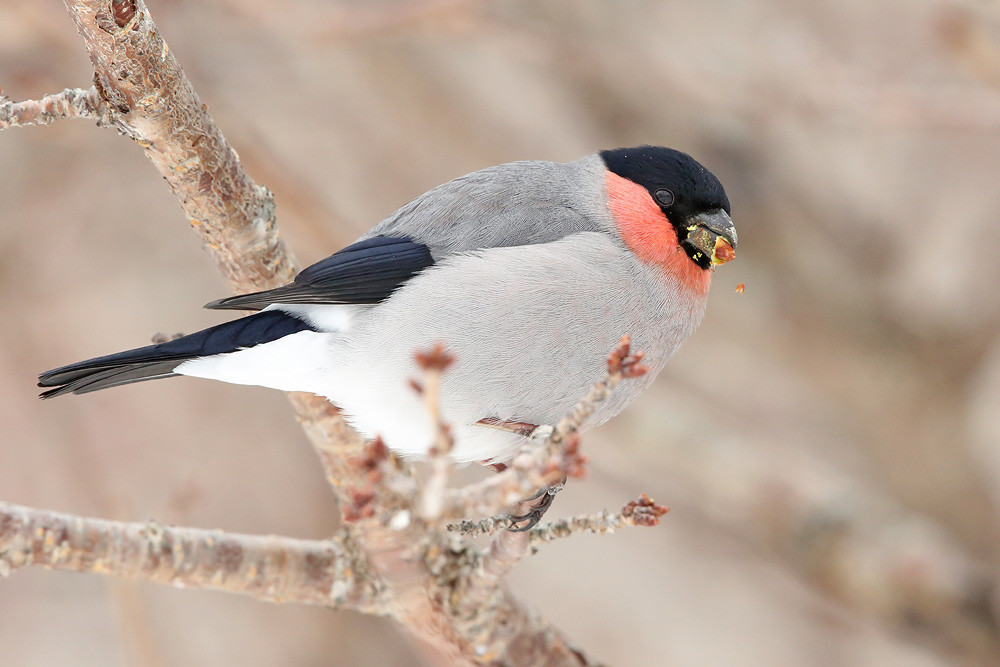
[205,236,434,311]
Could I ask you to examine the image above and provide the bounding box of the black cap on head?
[600,146,730,219]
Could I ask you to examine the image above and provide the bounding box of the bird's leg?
[507,477,566,532]
[476,419,565,530]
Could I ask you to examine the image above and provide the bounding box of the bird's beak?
[684,209,737,266]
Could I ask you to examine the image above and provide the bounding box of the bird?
[39,145,736,469]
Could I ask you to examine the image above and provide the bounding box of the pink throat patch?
[604,171,711,296]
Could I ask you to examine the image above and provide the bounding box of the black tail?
[39,310,314,398]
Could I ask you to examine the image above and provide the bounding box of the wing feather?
[205,236,434,311]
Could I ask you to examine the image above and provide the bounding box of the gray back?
[363,155,616,258]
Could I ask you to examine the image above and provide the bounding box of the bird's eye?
[654,189,675,207]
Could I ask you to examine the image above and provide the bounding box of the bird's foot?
[507,478,566,532]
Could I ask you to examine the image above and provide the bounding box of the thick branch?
[0,87,108,129]
[0,501,383,610]
[360,523,590,666]
[60,0,368,502]
[63,0,296,292]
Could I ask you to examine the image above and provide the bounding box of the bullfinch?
[39,146,737,466]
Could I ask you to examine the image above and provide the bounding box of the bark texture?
[0,501,381,610]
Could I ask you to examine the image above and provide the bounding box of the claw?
[507,508,547,532]
[506,478,566,531]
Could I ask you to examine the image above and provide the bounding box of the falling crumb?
[736,283,746,294]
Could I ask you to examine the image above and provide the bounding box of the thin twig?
[450,494,670,543]
[416,344,457,521]
[444,433,563,520]
[457,338,651,593]
[528,495,670,546]
[0,87,107,130]
[446,336,647,523]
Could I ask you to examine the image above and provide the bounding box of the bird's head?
[600,146,736,285]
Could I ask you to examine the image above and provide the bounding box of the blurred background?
[2,0,1000,664]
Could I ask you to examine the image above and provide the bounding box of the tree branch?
[3,3,654,663]
[449,495,670,542]
[59,0,370,504]
[0,501,384,611]
[63,0,296,293]
[0,87,109,129]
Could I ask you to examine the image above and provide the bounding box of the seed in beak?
[713,237,735,265]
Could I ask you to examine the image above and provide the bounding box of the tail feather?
[39,362,183,398]
[39,310,314,398]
